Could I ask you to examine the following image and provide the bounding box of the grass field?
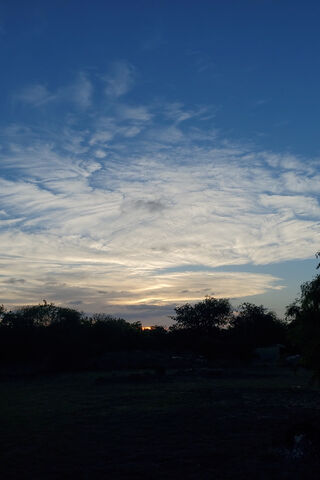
[0,366,319,479]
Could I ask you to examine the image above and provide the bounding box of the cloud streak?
[104,61,136,98]
[15,73,93,109]
[1,70,320,321]
[16,84,57,106]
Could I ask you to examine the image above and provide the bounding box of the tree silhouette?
[170,296,232,334]
[231,302,286,348]
[1,301,81,329]
[286,252,320,380]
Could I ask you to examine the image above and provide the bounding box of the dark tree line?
[0,297,287,371]
[169,297,286,361]
[0,251,319,374]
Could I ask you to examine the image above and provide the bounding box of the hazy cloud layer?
[1,67,320,322]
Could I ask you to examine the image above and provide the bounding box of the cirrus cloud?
[2,70,320,322]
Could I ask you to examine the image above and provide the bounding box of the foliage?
[170,296,232,333]
[0,302,84,366]
[141,326,168,350]
[286,256,320,372]
[230,302,286,348]
[168,297,233,357]
[88,314,143,351]
[0,295,289,370]
[1,301,81,329]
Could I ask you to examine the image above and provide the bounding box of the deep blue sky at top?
[1,0,320,157]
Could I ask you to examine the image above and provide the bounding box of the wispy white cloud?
[89,127,115,146]
[104,61,136,98]
[1,82,320,321]
[15,73,93,109]
[94,149,107,159]
[0,234,284,321]
[259,194,320,217]
[116,104,152,122]
[16,84,57,106]
[162,102,211,125]
[69,72,93,108]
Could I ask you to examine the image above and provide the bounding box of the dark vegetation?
[0,253,319,375]
[286,252,320,378]
[0,253,320,478]
[0,297,288,374]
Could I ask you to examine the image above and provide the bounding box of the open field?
[0,366,320,479]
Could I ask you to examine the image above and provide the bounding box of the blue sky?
[0,0,319,324]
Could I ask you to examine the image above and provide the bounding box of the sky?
[0,0,319,325]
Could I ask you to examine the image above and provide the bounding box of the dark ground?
[0,366,320,479]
